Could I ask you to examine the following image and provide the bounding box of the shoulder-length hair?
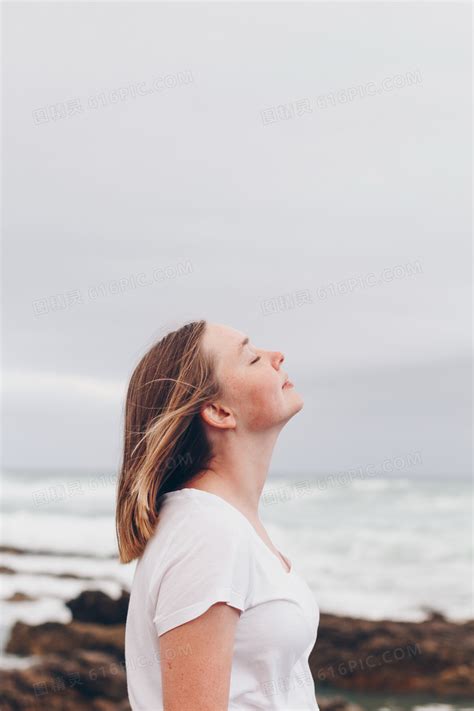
[115,319,221,563]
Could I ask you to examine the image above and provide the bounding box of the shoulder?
[169,492,253,552]
[154,491,254,561]
[149,492,256,633]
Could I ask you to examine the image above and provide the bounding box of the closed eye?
[250,356,261,364]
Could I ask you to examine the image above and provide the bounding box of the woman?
[116,320,320,710]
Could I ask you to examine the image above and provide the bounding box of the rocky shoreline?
[1,588,473,710]
[309,610,474,698]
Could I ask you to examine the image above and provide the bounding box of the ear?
[200,401,236,430]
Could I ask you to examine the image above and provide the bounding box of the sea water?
[0,469,472,710]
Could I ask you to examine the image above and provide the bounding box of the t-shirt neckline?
[163,487,293,575]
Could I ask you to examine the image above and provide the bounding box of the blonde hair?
[115,320,221,563]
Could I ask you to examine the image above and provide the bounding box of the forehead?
[202,322,247,360]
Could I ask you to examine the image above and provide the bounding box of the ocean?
[1,469,472,709]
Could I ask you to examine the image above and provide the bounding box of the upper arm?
[159,601,241,711]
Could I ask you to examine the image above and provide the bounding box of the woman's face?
[202,322,304,432]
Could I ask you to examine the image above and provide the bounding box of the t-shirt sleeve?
[152,506,254,637]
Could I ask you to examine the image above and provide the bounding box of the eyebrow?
[239,336,249,351]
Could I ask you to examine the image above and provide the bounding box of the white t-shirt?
[125,487,320,710]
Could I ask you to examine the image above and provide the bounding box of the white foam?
[0,552,135,586]
[1,474,472,623]
[1,511,118,556]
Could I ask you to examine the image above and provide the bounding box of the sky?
[2,2,471,479]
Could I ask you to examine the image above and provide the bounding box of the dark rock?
[66,589,130,625]
[0,565,16,575]
[318,696,365,711]
[5,592,35,602]
[0,545,115,559]
[5,620,125,660]
[309,612,474,698]
[0,650,131,710]
[4,588,474,706]
[421,606,448,622]
[0,560,110,582]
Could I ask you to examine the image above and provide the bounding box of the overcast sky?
[2,2,471,479]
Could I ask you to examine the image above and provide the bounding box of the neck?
[185,425,284,521]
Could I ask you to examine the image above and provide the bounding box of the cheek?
[233,377,283,428]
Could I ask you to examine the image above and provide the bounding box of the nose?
[271,351,285,369]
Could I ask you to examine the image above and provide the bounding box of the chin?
[294,396,304,413]
[285,385,303,401]
[287,390,304,414]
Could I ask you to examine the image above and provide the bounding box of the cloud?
[2,370,125,405]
